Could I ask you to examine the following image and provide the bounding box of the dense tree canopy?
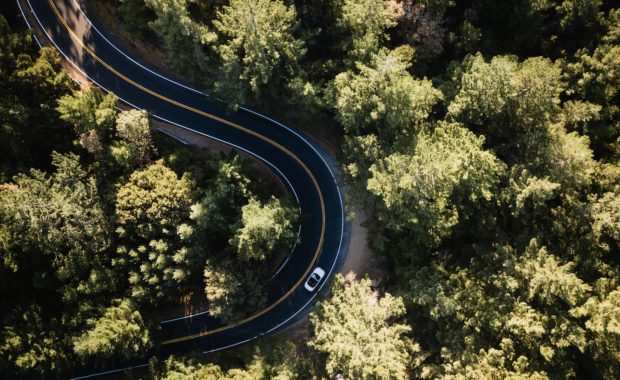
[309,275,424,379]
[0,15,73,180]
[368,122,505,248]
[144,0,216,76]
[2,0,620,378]
[329,48,441,139]
[115,161,197,302]
[0,153,112,302]
[212,0,305,105]
[111,109,156,170]
[229,196,297,262]
[73,299,152,363]
[57,88,118,154]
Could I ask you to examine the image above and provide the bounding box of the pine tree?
[73,299,152,362]
[213,0,305,105]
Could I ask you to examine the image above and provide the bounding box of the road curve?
[19,0,346,375]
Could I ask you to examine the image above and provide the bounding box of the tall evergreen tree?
[213,0,305,105]
[73,299,152,363]
[115,161,197,302]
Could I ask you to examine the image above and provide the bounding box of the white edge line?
[16,0,42,47]
[70,0,205,96]
[69,364,149,380]
[71,0,339,185]
[22,0,301,206]
[25,0,306,325]
[25,0,346,369]
[68,0,345,286]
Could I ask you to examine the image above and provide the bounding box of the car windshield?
[307,277,318,287]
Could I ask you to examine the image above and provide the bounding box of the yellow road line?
[45,0,326,344]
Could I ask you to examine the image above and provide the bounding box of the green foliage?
[73,299,152,362]
[57,88,118,154]
[447,54,563,146]
[329,48,442,140]
[556,0,604,33]
[3,0,620,377]
[154,355,225,380]
[309,275,425,379]
[336,0,398,62]
[368,122,506,248]
[417,0,454,17]
[0,152,112,302]
[144,0,216,76]
[190,156,252,251]
[308,275,424,379]
[407,240,596,378]
[564,9,620,157]
[508,168,561,216]
[115,161,197,302]
[203,258,267,324]
[590,191,620,251]
[229,197,297,262]
[111,109,156,169]
[337,0,397,38]
[0,304,68,376]
[572,287,620,380]
[0,16,73,179]
[116,0,155,37]
[212,0,305,105]
[439,342,549,380]
[152,339,313,379]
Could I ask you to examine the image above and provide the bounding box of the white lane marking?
[24,0,346,362]
[23,0,301,206]
[26,0,306,324]
[70,0,205,96]
[16,0,42,47]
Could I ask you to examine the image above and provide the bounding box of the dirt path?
[340,210,373,280]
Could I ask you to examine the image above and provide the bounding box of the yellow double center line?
[44,0,325,344]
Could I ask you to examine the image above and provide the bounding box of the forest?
[1,0,619,379]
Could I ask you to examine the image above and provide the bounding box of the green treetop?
[115,161,198,302]
[73,299,152,363]
[329,48,442,142]
[0,152,111,303]
[145,0,216,76]
[367,122,506,248]
[57,88,118,154]
[213,0,305,105]
[309,275,425,379]
[111,109,156,170]
[229,197,298,262]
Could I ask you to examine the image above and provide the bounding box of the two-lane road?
[19,0,346,374]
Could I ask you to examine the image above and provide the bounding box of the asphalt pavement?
[20,0,346,376]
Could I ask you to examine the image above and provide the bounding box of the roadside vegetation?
[1,0,620,379]
[0,4,297,375]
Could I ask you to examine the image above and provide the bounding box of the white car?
[304,267,325,292]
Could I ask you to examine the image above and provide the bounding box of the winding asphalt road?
[18,0,346,376]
